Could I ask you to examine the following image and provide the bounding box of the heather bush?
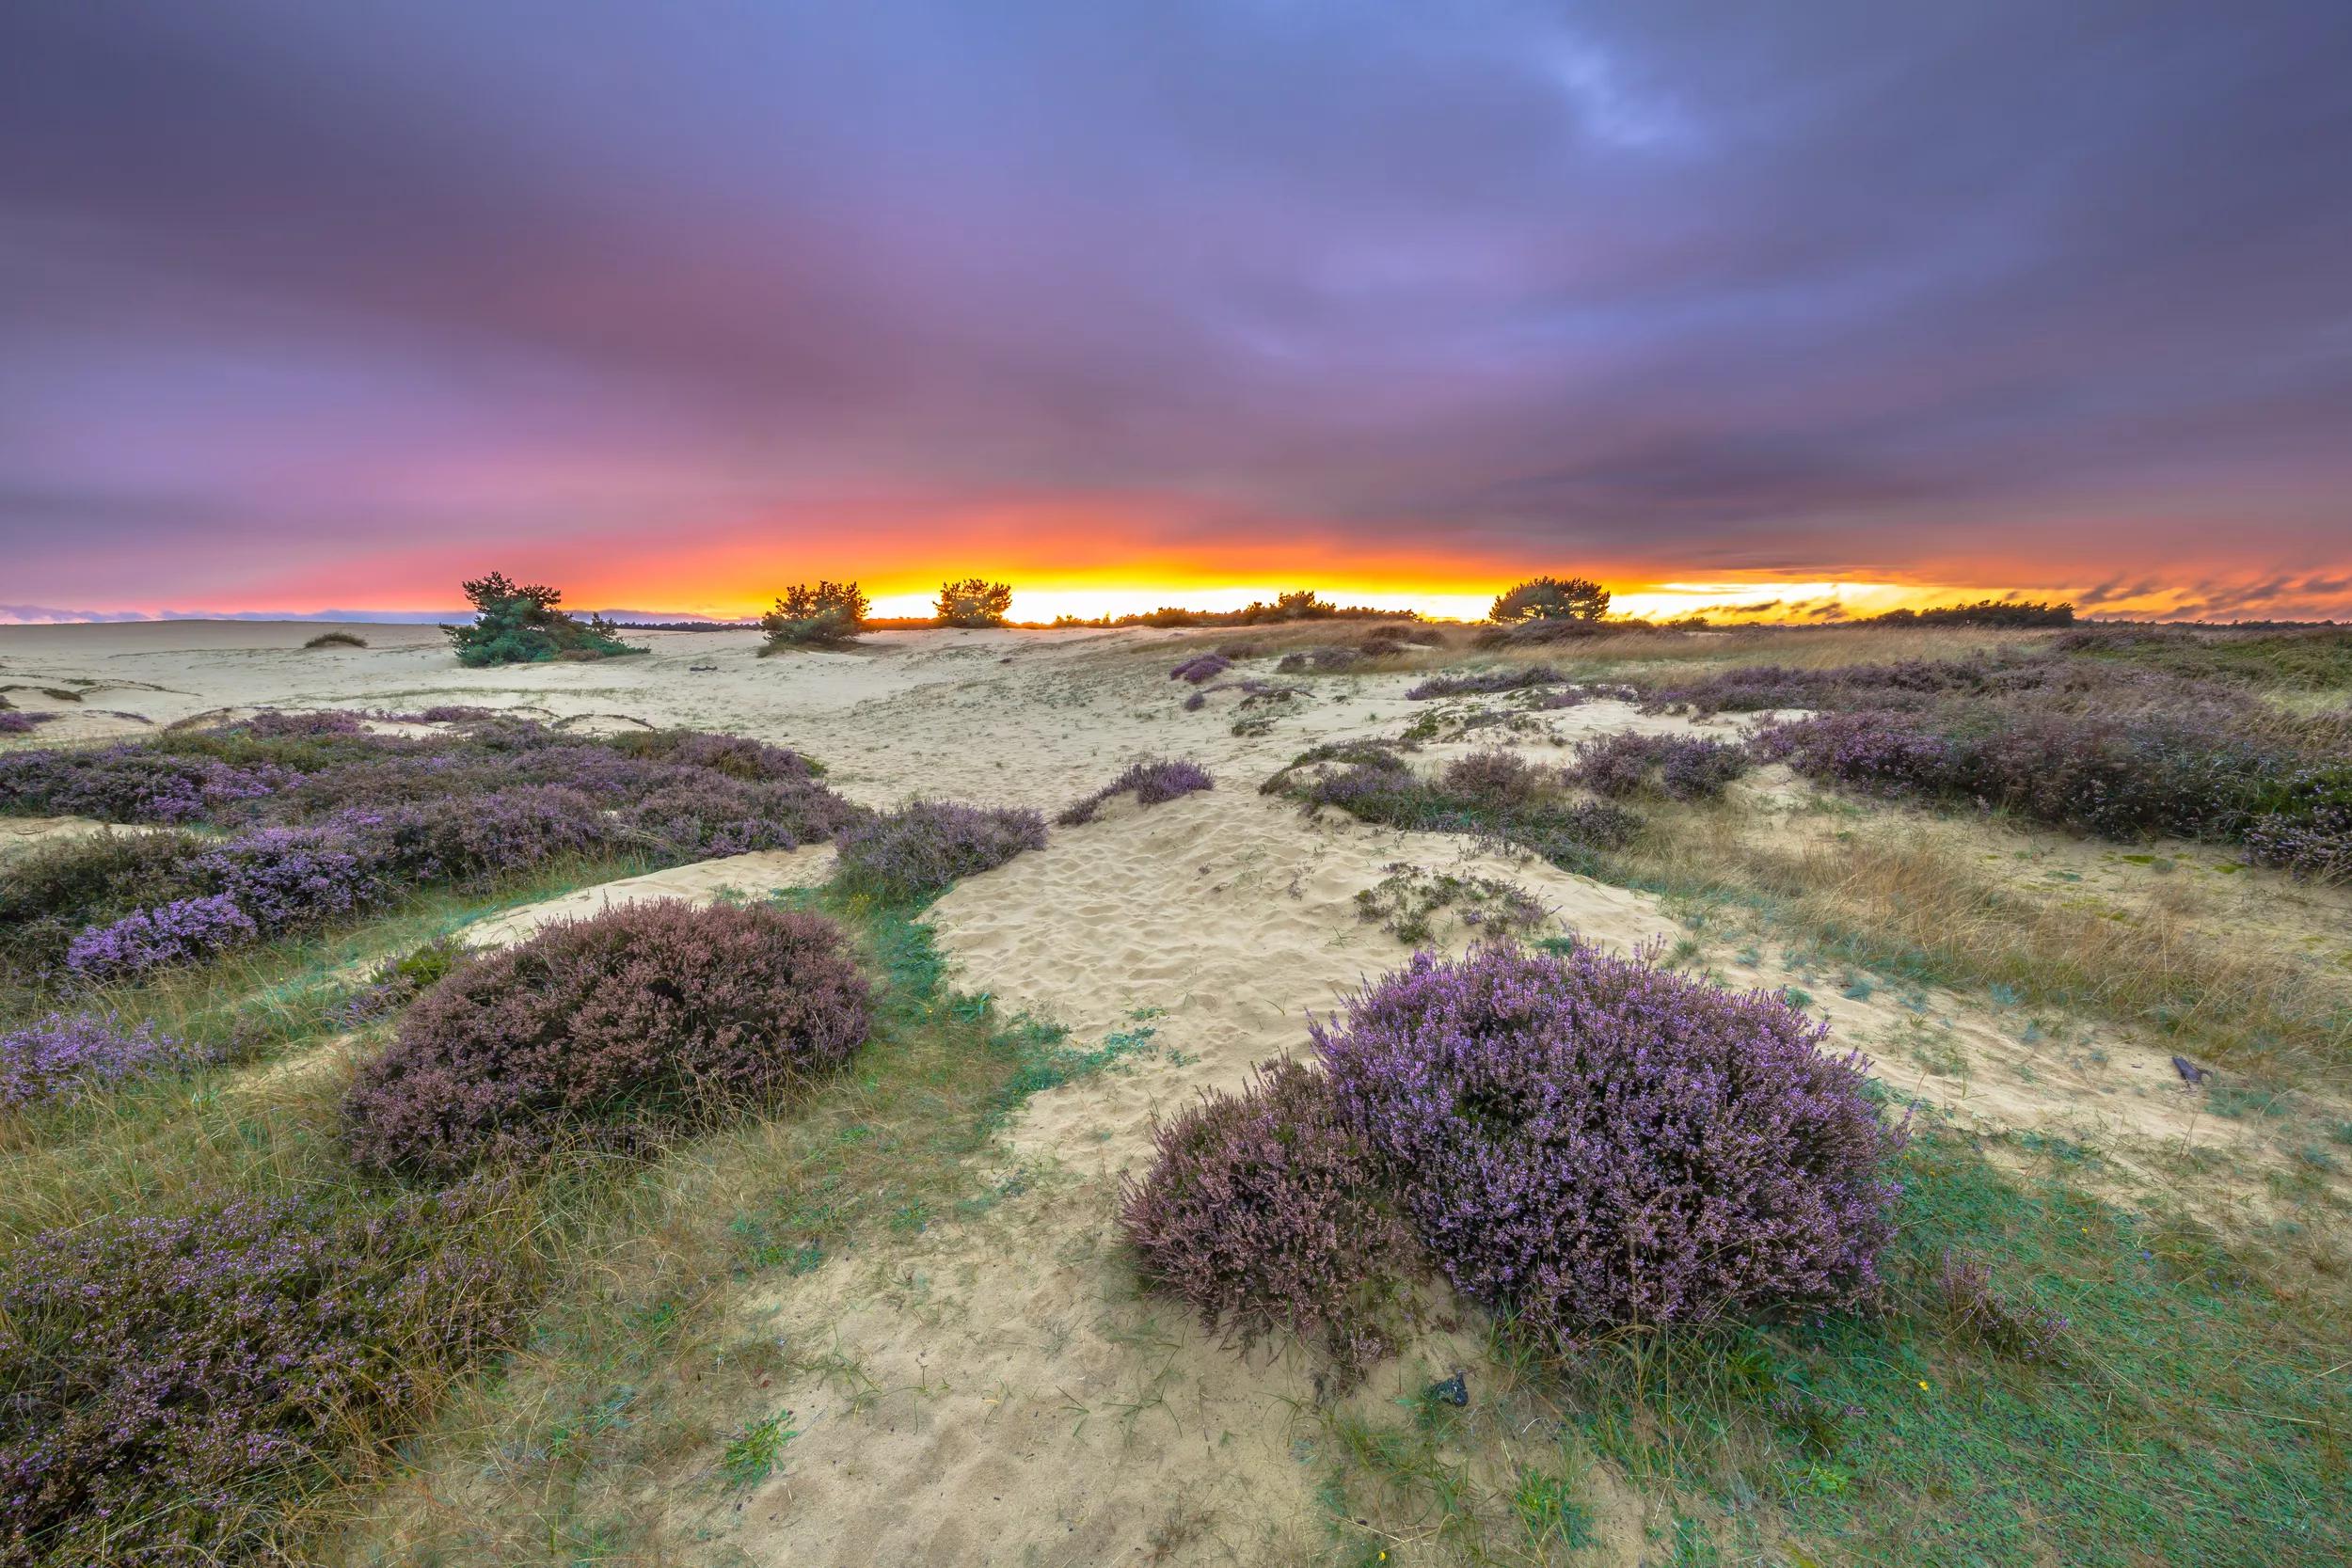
[1440,748,1549,808]
[1931,1248,2070,1362]
[1406,665,1569,700]
[0,1184,531,1567]
[0,1011,215,1110]
[344,900,870,1177]
[0,712,58,736]
[1273,745,1641,874]
[1120,1059,1419,1376]
[831,800,1047,903]
[66,894,259,978]
[0,743,296,824]
[609,729,822,783]
[303,628,369,648]
[1569,731,1751,801]
[192,823,382,931]
[615,773,865,857]
[239,708,370,737]
[1169,653,1231,685]
[1275,645,1363,674]
[1056,758,1215,826]
[1313,943,1904,1348]
[353,786,617,886]
[0,831,205,980]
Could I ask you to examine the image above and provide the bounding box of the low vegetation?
[1353,863,1549,944]
[933,576,1014,627]
[441,572,643,666]
[830,799,1047,903]
[758,579,870,651]
[303,629,369,649]
[1055,757,1213,826]
[0,713,861,983]
[1121,1059,1419,1377]
[343,901,871,1177]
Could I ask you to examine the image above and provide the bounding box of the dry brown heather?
[3,617,2348,1567]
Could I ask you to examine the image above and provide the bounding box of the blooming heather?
[1313,942,1904,1348]
[831,800,1047,903]
[0,1184,530,1567]
[1568,731,1751,801]
[1406,665,1568,700]
[0,1012,213,1110]
[1120,1060,1418,1376]
[1056,758,1215,826]
[343,900,870,1177]
[1169,653,1232,684]
[65,894,258,977]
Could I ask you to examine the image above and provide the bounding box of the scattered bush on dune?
[0,712,59,736]
[343,900,870,1178]
[1120,1059,1419,1377]
[1439,747,1550,809]
[0,1183,531,1568]
[0,1011,218,1111]
[1315,942,1903,1349]
[442,571,643,667]
[1169,653,1232,685]
[1056,758,1215,826]
[1275,645,1363,675]
[1568,731,1751,801]
[1266,741,1641,874]
[1354,865,1549,945]
[933,577,1014,628]
[301,629,369,649]
[759,579,870,652]
[1406,665,1571,700]
[831,800,1047,903]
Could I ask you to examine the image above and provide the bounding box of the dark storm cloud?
[2,0,2348,605]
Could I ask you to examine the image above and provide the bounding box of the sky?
[4,1,2349,624]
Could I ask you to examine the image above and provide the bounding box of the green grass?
[1312,1125,2350,1567]
[2069,627,2352,691]
[335,894,1159,1562]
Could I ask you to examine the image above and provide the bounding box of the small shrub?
[1931,1248,2070,1361]
[0,1184,530,1567]
[1314,942,1904,1349]
[442,571,643,667]
[1406,665,1569,700]
[1120,1059,1418,1376]
[0,712,59,736]
[1355,865,1549,945]
[1169,654,1232,685]
[239,709,370,738]
[0,1011,215,1110]
[0,743,297,823]
[302,629,369,649]
[759,580,870,651]
[1489,575,1611,623]
[343,901,870,1177]
[1057,759,1214,826]
[1441,748,1549,808]
[65,893,259,978]
[1569,732,1751,801]
[1275,645,1362,674]
[831,800,1046,903]
[934,578,1014,628]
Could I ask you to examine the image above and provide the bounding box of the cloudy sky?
[4,0,2348,620]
